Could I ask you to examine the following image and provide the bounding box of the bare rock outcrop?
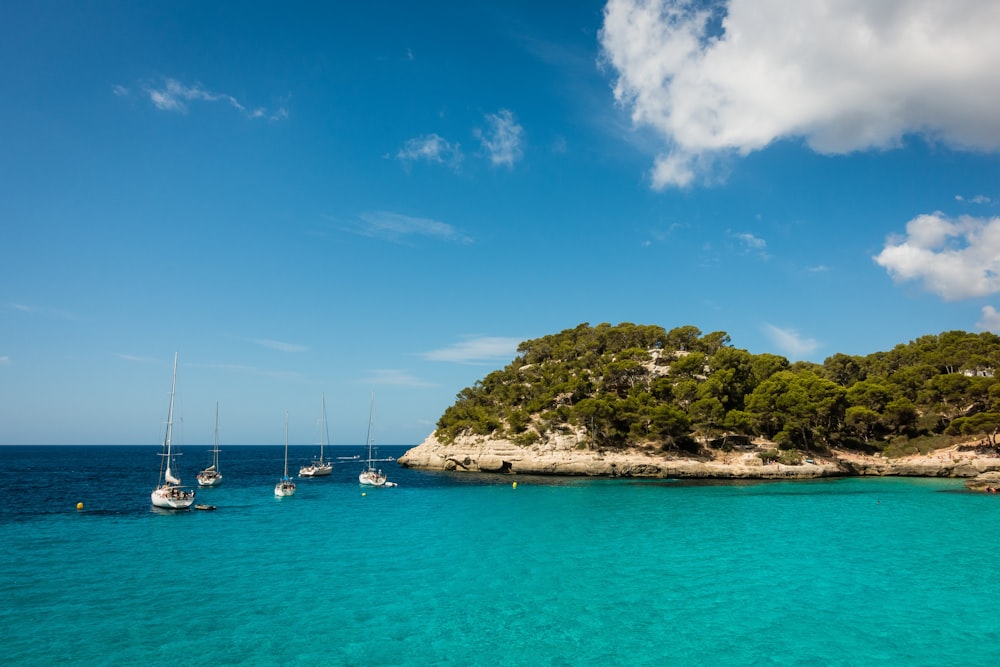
[396,433,1000,480]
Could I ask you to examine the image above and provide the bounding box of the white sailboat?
[151,353,195,509]
[197,402,223,487]
[275,411,296,497]
[299,393,333,477]
[359,392,396,487]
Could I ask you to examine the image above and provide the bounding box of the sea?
[1,444,997,666]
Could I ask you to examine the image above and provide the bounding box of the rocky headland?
[398,433,1000,484]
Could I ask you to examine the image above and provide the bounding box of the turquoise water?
[2,446,998,666]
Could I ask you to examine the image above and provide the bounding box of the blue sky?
[3,0,999,446]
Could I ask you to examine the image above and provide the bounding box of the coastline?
[397,433,1000,482]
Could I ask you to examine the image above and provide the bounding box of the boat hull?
[274,481,296,497]
[151,485,195,509]
[299,464,332,477]
[197,471,223,487]
[359,469,387,486]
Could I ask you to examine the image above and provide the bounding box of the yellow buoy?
[512,482,517,489]
[362,492,367,497]
[76,502,84,510]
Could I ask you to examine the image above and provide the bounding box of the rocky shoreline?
[397,433,1000,487]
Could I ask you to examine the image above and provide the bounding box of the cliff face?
[398,433,1000,480]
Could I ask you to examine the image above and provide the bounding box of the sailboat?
[151,353,195,509]
[299,393,333,477]
[359,392,396,487]
[197,402,223,487]
[274,411,296,497]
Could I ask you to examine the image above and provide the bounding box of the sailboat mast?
[321,392,328,463]
[365,391,375,465]
[213,401,220,467]
[284,410,289,478]
[159,352,178,486]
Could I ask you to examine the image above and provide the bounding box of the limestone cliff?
[398,432,1000,480]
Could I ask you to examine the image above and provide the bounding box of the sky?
[2,0,999,446]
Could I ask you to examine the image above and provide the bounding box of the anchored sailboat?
[151,353,195,509]
[299,393,333,477]
[197,402,223,487]
[359,392,396,487]
[275,411,296,497]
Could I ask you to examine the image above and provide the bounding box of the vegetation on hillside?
[435,322,1000,458]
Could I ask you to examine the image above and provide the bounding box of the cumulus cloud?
[873,213,1000,300]
[599,0,1000,188]
[132,78,288,120]
[423,336,522,364]
[977,306,1000,332]
[353,211,472,244]
[764,324,819,358]
[474,109,524,167]
[396,134,463,166]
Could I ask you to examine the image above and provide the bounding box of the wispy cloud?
[763,324,819,359]
[118,78,289,121]
[247,338,308,353]
[0,356,9,366]
[600,0,1000,188]
[956,194,993,205]
[350,211,473,244]
[364,369,436,388]
[10,303,76,320]
[423,336,522,364]
[474,109,524,167]
[730,231,769,259]
[977,306,1000,332]
[114,353,161,364]
[396,133,463,167]
[874,213,1000,300]
[200,362,305,382]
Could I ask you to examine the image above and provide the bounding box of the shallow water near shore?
[2,445,998,666]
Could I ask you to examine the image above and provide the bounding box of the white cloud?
[396,134,463,166]
[248,338,308,353]
[873,213,1000,300]
[353,211,472,244]
[140,78,287,120]
[977,306,1000,332]
[423,336,522,364]
[956,194,993,205]
[474,109,524,167]
[0,356,9,365]
[364,369,436,388]
[730,231,768,258]
[599,0,1000,188]
[763,324,819,358]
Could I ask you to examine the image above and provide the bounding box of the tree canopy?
[435,322,1000,454]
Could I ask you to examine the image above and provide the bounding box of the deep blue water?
[1,445,998,666]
